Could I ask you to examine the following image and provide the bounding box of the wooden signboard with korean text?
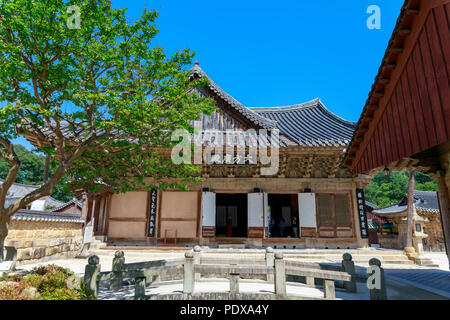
[356,189,369,239]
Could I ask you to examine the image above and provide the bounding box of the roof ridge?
[413,190,436,194]
[0,178,40,189]
[250,98,357,126]
[249,98,321,112]
[51,198,82,212]
[317,100,358,126]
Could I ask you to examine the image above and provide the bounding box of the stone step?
[285,255,411,261]
[217,244,247,249]
[280,250,405,255]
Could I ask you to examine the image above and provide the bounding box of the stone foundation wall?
[378,234,400,249]
[5,220,83,265]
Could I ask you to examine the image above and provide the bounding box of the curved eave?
[190,65,277,130]
[343,0,420,169]
[250,98,356,148]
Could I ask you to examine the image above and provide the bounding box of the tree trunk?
[0,218,9,261]
[406,169,415,248]
[43,155,50,183]
[435,172,450,268]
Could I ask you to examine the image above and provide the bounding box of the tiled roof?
[373,190,440,215]
[0,179,39,198]
[51,198,82,212]
[11,209,84,223]
[413,190,440,213]
[192,62,356,147]
[45,196,65,209]
[365,201,379,210]
[250,99,356,147]
[22,62,356,151]
[4,197,21,209]
[191,62,277,130]
[1,179,64,210]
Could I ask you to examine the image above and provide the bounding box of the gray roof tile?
[191,63,356,147]
[11,209,83,223]
[250,99,356,146]
[373,190,440,215]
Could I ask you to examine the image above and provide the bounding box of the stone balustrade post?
[84,255,100,299]
[110,251,125,291]
[193,245,201,280]
[369,258,387,300]
[306,276,315,287]
[230,273,240,294]
[342,253,357,293]
[183,250,195,294]
[265,247,274,282]
[134,276,146,300]
[324,279,336,300]
[274,252,286,297]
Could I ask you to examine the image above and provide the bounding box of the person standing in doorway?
[292,216,299,238]
[279,217,286,238]
[226,215,233,237]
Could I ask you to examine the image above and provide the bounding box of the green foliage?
[0,145,44,185]
[0,264,93,300]
[365,170,438,207]
[0,144,74,202]
[0,0,216,210]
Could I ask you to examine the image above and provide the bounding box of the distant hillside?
[364,170,437,207]
[0,144,74,202]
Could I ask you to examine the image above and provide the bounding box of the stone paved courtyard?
[384,269,450,299]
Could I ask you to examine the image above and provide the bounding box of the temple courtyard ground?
[16,248,450,300]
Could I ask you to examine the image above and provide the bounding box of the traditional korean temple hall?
[84,62,371,249]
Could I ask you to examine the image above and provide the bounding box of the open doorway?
[268,194,299,238]
[216,193,248,237]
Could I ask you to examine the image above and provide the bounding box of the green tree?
[0,0,215,259]
[365,170,437,207]
[0,144,74,202]
[0,145,44,185]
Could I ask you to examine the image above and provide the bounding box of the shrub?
[0,264,94,300]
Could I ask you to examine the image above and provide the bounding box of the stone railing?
[84,247,386,300]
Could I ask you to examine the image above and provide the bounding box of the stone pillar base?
[404,247,418,262]
[415,256,438,267]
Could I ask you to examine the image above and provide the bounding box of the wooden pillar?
[81,191,88,221]
[436,171,450,268]
[81,191,89,233]
[406,170,415,249]
[93,195,101,233]
[104,194,112,240]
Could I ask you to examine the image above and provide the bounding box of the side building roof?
[249,98,356,147]
[51,198,82,212]
[1,179,65,210]
[373,190,440,215]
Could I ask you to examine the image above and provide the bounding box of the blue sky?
[114,0,404,121]
[14,0,405,148]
